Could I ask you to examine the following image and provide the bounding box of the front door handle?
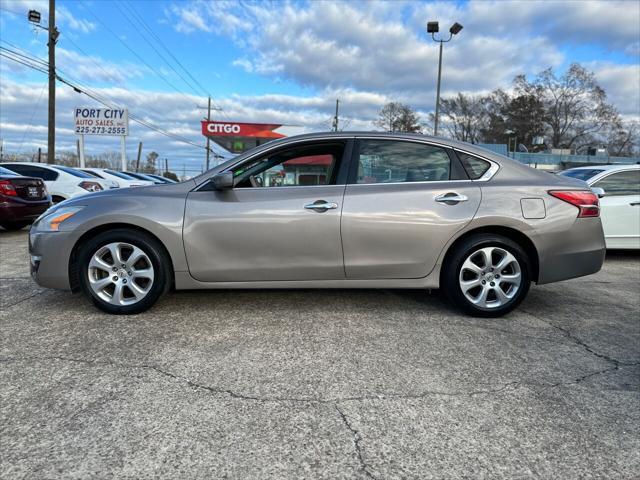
[435,192,469,205]
[630,202,640,206]
[304,200,338,212]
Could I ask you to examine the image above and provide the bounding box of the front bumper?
[29,229,81,290]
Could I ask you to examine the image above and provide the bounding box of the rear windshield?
[559,169,604,181]
[52,165,96,179]
[105,169,136,180]
[0,166,18,176]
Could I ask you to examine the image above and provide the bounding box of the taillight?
[0,180,17,196]
[79,181,103,192]
[548,190,600,217]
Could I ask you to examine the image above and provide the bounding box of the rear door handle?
[435,192,469,204]
[304,200,338,212]
[630,202,640,206]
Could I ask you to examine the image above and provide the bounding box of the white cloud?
[0,0,96,33]
[56,48,144,84]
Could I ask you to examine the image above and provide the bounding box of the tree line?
[374,63,639,156]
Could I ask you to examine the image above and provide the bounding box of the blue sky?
[1,0,639,174]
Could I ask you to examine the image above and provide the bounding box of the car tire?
[0,221,30,231]
[441,234,531,318]
[77,229,171,315]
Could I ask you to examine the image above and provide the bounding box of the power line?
[81,1,200,108]
[121,0,211,98]
[0,49,207,151]
[0,50,48,74]
[118,0,231,121]
[116,0,204,98]
[17,81,48,153]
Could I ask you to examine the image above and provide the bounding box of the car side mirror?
[211,172,234,190]
[591,187,605,198]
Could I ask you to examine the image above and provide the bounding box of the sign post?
[79,134,86,167]
[74,107,129,169]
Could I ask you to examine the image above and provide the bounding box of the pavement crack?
[521,308,637,368]
[1,290,48,310]
[334,404,378,480]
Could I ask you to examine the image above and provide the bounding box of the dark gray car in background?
[28,132,605,317]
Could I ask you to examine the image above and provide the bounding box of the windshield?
[105,169,137,180]
[52,165,97,179]
[559,169,604,181]
[0,166,18,176]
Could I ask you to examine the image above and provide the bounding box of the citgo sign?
[201,121,286,138]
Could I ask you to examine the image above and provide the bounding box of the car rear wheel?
[442,234,531,317]
[78,229,171,314]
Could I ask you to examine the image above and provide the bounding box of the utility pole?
[0,138,3,161]
[205,95,211,170]
[37,147,42,163]
[164,158,168,174]
[135,142,143,172]
[47,0,58,163]
[332,99,340,132]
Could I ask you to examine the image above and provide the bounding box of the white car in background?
[1,163,116,203]
[560,164,640,249]
[78,168,154,188]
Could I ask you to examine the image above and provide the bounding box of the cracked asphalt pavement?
[1,229,639,479]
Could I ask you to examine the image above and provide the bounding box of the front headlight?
[34,206,84,232]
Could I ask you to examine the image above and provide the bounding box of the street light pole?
[427,21,463,137]
[434,40,443,137]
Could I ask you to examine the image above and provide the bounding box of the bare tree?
[517,64,619,150]
[431,93,485,143]
[606,121,639,157]
[142,151,159,173]
[374,102,421,133]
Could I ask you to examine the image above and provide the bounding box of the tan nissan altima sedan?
[28,132,605,317]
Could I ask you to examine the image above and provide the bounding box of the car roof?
[2,162,58,170]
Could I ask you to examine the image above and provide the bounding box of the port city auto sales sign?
[74,107,129,136]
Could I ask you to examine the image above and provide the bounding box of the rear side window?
[52,165,96,179]
[82,170,103,178]
[593,170,640,196]
[355,140,450,184]
[4,164,59,181]
[457,152,491,180]
[105,169,136,180]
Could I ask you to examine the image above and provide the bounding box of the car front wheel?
[78,229,171,314]
[442,234,531,317]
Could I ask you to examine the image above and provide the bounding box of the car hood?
[59,179,196,207]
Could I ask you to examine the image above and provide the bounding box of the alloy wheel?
[87,242,155,306]
[458,246,522,309]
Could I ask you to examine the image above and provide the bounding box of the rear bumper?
[29,229,80,290]
[0,199,50,223]
[536,217,606,284]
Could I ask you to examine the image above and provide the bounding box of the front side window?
[233,143,345,188]
[593,170,640,196]
[355,140,450,184]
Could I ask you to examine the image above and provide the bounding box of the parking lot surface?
[1,229,639,479]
